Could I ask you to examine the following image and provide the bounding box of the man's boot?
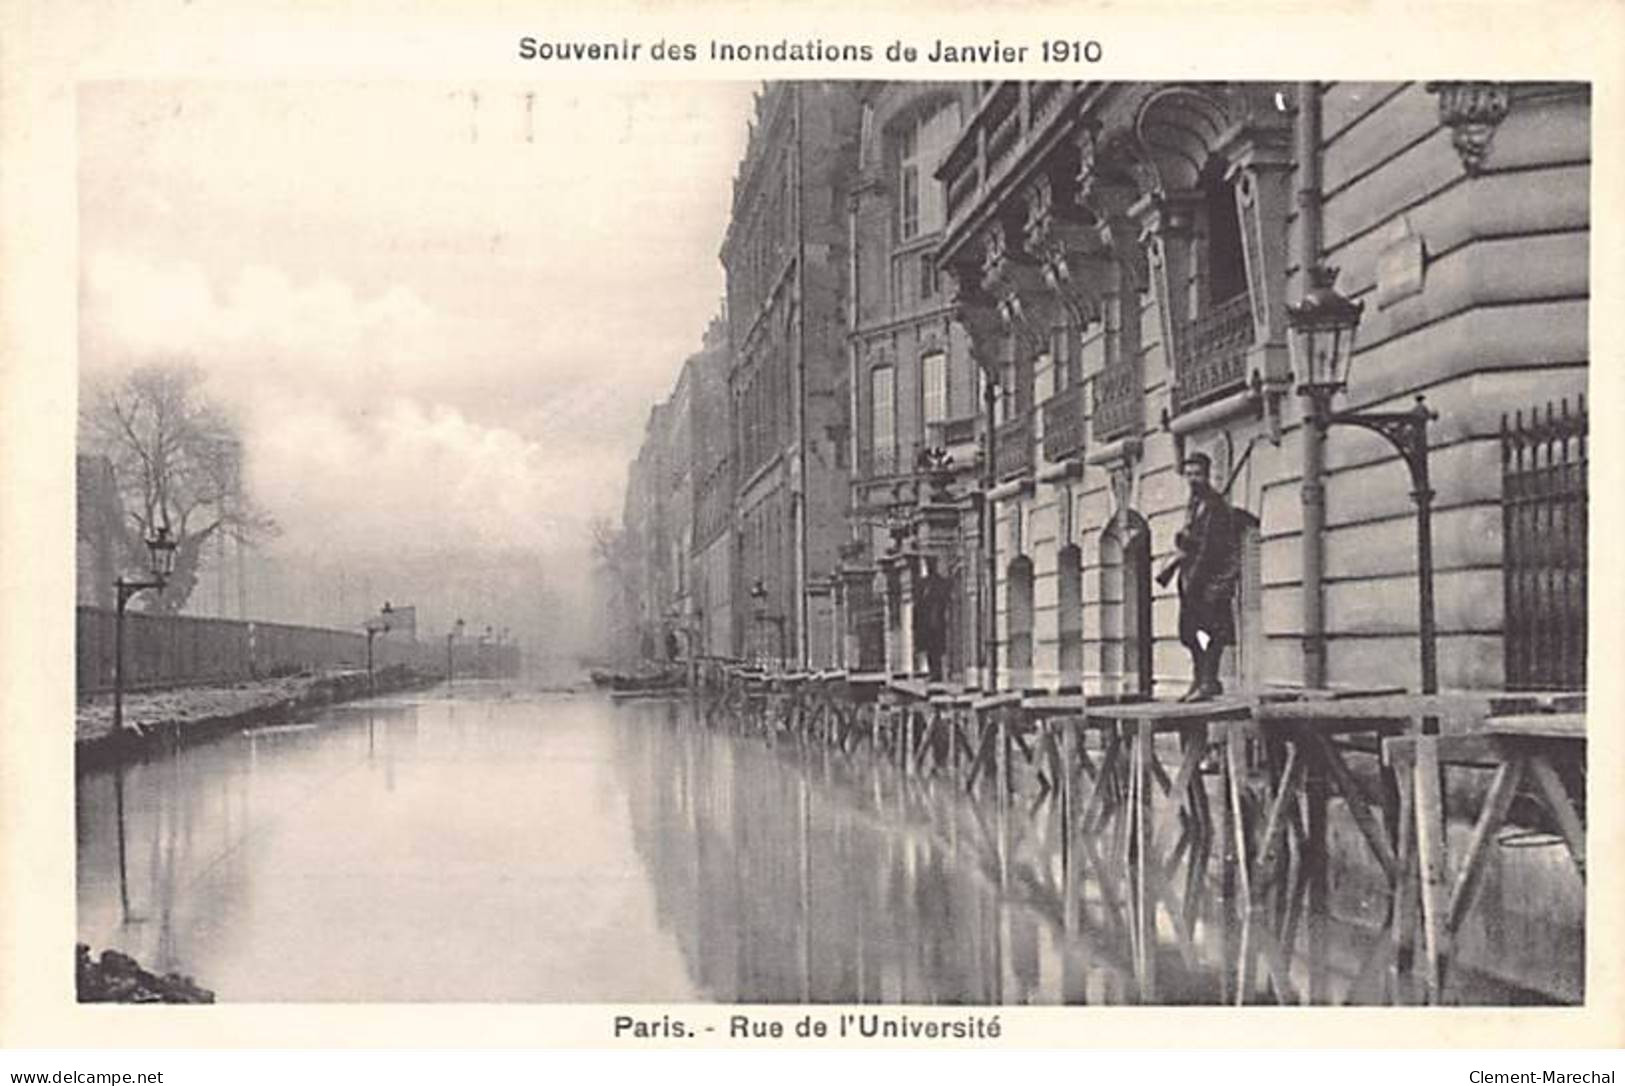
[1178,647,1204,702]
[1198,645,1226,701]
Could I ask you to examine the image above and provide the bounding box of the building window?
[920,253,937,300]
[871,365,896,475]
[896,100,961,242]
[922,352,947,426]
[1204,173,1248,307]
[1057,544,1084,682]
[898,123,920,240]
[1005,556,1034,691]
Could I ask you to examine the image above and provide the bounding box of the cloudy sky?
[78,80,758,625]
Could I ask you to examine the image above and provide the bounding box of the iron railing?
[1093,362,1142,441]
[1040,383,1087,462]
[994,416,1033,481]
[1501,395,1587,691]
[1172,292,1254,414]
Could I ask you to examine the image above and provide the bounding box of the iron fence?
[1501,394,1586,691]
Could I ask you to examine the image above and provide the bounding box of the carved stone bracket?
[1426,82,1512,175]
[980,222,1052,358]
[947,266,1008,376]
[1023,174,1112,329]
[1077,127,1150,292]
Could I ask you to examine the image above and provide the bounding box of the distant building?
[689,315,734,659]
[618,81,1588,696]
[837,82,984,680]
[76,455,123,608]
[720,83,862,668]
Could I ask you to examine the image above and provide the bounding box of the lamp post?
[364,601,395,697]
[1290,265,1439,700]
[112,526,179,736]
[749,579,788,670]
[445,617,465,690]
[110,525,177,923]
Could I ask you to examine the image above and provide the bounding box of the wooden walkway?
[688,662,1585,1005]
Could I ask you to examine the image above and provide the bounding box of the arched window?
[1227,512,1263,691]
[1006,556,1034,691]
[1202,167,1248,309]
[1099,513,1153,699]
[1057,544,1084,685]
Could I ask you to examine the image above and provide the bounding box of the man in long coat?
[1164,452,1244,701]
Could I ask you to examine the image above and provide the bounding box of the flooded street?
[76,685,1577,1004]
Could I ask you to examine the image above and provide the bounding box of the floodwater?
[75,685,1581,1003]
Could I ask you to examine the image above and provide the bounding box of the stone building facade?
[720,83,861,668]
[618,80,1588,696]
[836,82,985,681]
[689,316,735,659]
[934,80,1588,696]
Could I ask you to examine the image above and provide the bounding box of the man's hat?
[1181,451,1212,473]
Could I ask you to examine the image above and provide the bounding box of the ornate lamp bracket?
[1426,82,1511,175]
[1320,394,1438,501]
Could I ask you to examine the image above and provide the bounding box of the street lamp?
[446,617,465,690]
[109,524,176,924]
[112,525,178,736]
[364,601,395,696]
[749,578,788,669]
[1290,265,1439,698]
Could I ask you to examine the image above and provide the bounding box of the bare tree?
[80,363,277,613]
[590,515,642,661]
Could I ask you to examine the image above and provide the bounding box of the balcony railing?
[994,416,1033,482]
[927,415,979,450]
[862,443,901,479]
[1040,384,1086,463]
[939,82,1086,231]
[1094,363,1142,442]
[1172,292,1255,415]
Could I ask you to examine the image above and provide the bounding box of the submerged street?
[76,682,1138,1003]
[75,680,1578,1005]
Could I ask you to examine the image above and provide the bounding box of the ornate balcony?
[994,416,1033,482]
[1040,383,1086,463]
[939,82,1089,235]
[1172,292,1254,415]
[927,415,979,451]
[1094,363,1142,442]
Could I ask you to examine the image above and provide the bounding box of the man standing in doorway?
[1162,452,1243,702]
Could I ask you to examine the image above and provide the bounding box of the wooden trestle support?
[687,662,1585,1006]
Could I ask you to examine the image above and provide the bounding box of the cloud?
[80,250,622,561]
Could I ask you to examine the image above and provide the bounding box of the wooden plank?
[1526,754,1586,879]
[1249,744,1305,885]
[1304,743,1331,1004]
[1389,761,1419,1003]
[1134,718,1157,1001]
[1098,698,1252,724]
[1413,736,1450,1003]
[1226,724,1254,1004]
[1255,692,1494,723]
[1482,712,1587,740]
[1314,735,1400,881]
[1445,755,1526,938]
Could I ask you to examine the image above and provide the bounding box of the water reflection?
[77,692,698,1001]
[76,689,1580,1003]
[618,699,1159,1004]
